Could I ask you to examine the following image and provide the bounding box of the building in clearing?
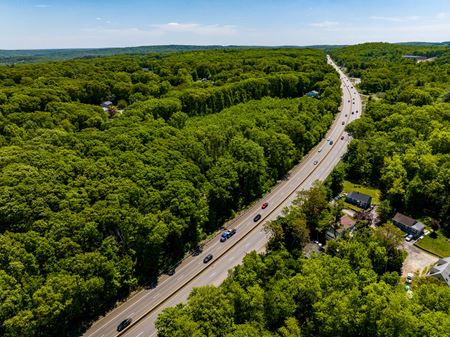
[428,257,450,287]
[392,212,425,239]
[345,191,372,209]
[326,215,356,240]
[306,90,319,98]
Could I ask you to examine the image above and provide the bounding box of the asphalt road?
[82,56,362,337]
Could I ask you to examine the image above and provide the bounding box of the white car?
[405,234,413,242]
[406,273,414,284]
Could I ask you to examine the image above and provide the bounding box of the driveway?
[401,240,439,276]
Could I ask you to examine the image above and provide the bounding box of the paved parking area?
[401,240,439,276]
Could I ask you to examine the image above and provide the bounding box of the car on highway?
[348,99,350,103]
[220,228,237,242]
[220,230,231,242]
[261,202,269,209]
[353,102,355,104]
[341,136,344,140]
[313,160,318,165]
[345,114,347,117]
[352,111,354,115]
[253,214,262,222]
[342,121,345,125]
[329,140,333,145]
[318,148,323,153]
[117,318,132,332]
[203,254,213,263]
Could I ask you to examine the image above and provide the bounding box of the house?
[101,101,113,108]
[345,191,372,209]
[306,90,319,98]
[100,101,113,112]
[326,215,356,240]
[427,257,450,287]
[392,212,425,239]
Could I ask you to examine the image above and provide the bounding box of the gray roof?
[346,191,371,204]
[428,257,450,286]
[392,212,416,227]
[412,222,425,232]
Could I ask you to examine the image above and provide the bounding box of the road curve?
[82,56,362,337]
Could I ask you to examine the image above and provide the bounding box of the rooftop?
[392,212,416,227]
[346,191,371,204]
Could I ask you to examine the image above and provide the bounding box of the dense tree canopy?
[156,184,450,337]
[0,48,341,336]
[330,43,450,223]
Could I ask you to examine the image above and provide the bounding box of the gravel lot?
[401,240,439,276]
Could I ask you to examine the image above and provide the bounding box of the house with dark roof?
[428,257,450,287]
[392,212,425,239]
[345,191,372,209]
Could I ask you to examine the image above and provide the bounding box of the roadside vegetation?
[0,48,341,336]
[330,43,450,227]
[156,183,450,337]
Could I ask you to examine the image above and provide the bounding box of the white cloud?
[436,12,450,20]
[152,22,237,35]
[34,4,50,8]
[369,16,421,22]
[310,21,339,28]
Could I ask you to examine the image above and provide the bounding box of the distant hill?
[1,42,449,64]
[397,41,450,47]
[0,45,233,64]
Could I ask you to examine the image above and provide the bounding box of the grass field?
[343,180,381,204]
[415,230,450,258]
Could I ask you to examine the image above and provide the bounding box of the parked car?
[253,214,262,222]
[261,202,269,209]
[405,234,413,242]
[117,318,132,332]
[406,273,414,284]
[203,254,213,263]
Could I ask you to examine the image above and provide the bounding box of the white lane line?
[152,292,160,299]
[210,271,217,278]
[135,332,144,337]
[176,274,185,281]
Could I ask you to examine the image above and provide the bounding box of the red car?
[261,202,269,209]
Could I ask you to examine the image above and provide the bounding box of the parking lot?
[401,240,439,277]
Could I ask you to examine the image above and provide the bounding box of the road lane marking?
[135,332,144,337]
[210,271,217,278]
[101,57,361,337]
[152,292,160,299]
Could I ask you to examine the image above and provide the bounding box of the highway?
[82,56,362,337]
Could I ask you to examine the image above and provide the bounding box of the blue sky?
[1,0,450,49]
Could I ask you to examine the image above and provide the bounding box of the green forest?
[330,43,450,224]
[0,48,341,336]
[156,182,450,337]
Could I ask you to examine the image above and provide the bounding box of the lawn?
[343,180,381,204]
[415,230,450,258]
